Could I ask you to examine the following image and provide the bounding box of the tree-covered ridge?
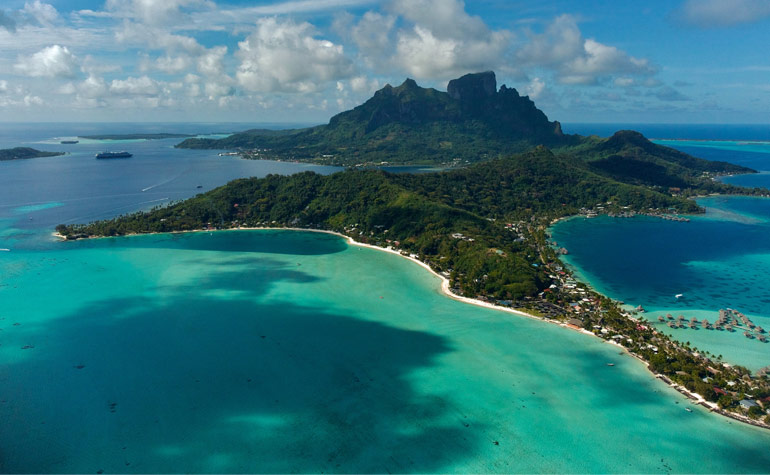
[394,146,702,219]
[564,130,753,189]
[0,147,65,161]
[175,71,579,166]
[57,147,702,300]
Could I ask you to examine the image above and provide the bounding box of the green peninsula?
[0,147,65,161]
[59,71,770,428]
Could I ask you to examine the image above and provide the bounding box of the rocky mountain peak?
[447,71,497,101]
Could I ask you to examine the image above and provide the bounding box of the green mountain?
[566,130,750,189]
[176,71,578,165]
[0,147,65,161]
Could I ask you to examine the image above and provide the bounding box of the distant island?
[59,71,770,429]
[80,133,195,140]
[0,147,65,161]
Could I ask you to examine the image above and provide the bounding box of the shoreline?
[54,225,769,431]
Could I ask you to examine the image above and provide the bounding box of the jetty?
[655,307,768,342]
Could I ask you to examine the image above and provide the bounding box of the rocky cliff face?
[447,71,497,101]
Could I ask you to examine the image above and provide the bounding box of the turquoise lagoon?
[550,196,770,371]
[2,229,770,473]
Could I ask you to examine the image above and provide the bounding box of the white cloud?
[24,94,44,106]
[196,46,227,77]
[350,75,379,93]
[236,17,354,93]
[204,81,234,99]
[0,79,8,93]
[14,44,78,78]
[350,11,396,63]
[77,75,109,98]
[110,75,160,95]
[390,0,490,39]
[153,55,191,74]
[680,0,770,27]
[517,15,655,85]
[525,77,545,99]
[388,0,512,79]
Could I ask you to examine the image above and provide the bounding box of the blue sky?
[0,0,769,123]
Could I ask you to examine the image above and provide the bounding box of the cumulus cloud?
[350,11,396,63]
[680,0,770,27]
[236,17,354,93]
[517,15,655,85]
[14,44,79,78]
[0,80,8,93]
[387,0,512,78]
[350,75,380,93]
[0,10,17,33]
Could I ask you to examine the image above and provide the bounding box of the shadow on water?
[0,257,479,473]
[66,229,349,256]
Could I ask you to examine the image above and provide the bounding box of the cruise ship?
[95,151,132,159]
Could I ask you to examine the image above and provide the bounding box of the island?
[59,71,770,428]
[80,133,195,140]
[0,147,65,161]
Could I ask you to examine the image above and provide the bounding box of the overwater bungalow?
[667,322,676,328]
[756,326,764,333]
[688,322,697,329]
[666,313,674,320]
[658,316,665,322]
[691,317,699,323]
[759,335,767,343]
[744,331,753,339]
[678,315,685,321]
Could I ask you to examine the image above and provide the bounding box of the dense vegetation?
[564,130,752,189]
[0,147,64,161]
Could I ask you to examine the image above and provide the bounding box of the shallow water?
[2,230,770,473]
[551,197,770,370]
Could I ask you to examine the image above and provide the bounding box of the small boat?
[675,294,683,299]
[685,407,692,412]
[0,248,10,251]
[606,363,615,366]
[60,140,79,144]
[95,151,132,159]
[196,185,203,188]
